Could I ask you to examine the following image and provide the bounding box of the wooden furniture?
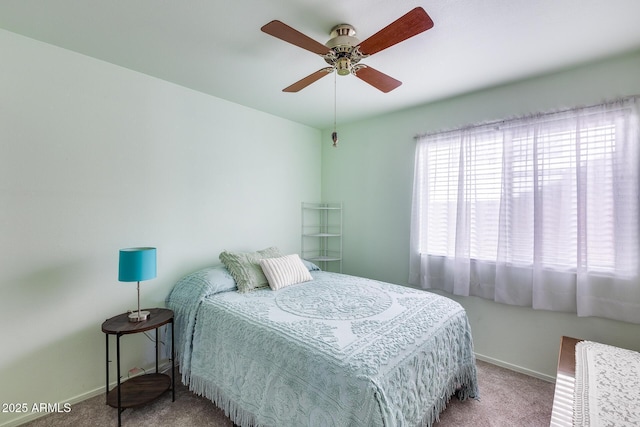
[102,308,175,426]
[550,336,582,427]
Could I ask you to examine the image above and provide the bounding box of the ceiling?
[1,0,640,129]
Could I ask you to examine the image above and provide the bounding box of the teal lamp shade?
[118,247,156,322]
[119,247,156,282]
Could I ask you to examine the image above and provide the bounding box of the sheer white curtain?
[409,98,640,323]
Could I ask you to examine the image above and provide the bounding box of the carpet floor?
[22,360,555,426]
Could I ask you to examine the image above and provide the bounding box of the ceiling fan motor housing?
[325,24,362,76]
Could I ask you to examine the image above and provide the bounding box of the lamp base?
[128,310,150,322]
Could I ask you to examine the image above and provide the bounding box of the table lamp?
[118,247,157,322]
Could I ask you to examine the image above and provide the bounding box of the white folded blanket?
[574,340,640,426]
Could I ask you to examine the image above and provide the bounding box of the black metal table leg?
[117,333,121,427]
[105,333,109,404]
[171,320,175,401]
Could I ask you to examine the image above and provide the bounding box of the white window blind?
[409,98,640,323]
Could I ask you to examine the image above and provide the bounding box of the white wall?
[321,49,640,380]
[0,29,321,426]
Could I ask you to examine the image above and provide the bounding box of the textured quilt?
[167,267,478,427]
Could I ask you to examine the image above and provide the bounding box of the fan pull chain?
[332,71,339,147]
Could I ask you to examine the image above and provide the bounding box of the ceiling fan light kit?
[261,7,434,93]
[335,59,350,76]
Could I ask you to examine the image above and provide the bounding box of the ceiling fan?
[261,7,434,93]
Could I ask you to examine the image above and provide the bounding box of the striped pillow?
[260,254,313,290]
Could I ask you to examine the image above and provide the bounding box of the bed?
[166,256,478,427]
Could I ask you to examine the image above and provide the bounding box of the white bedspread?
[574,341,640,426]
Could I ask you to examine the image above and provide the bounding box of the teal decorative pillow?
[219,247,282,293]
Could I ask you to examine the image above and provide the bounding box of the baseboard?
[475,352,555,383]
[0,361,174,427]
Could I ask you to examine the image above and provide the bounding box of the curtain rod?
[414,95,640,140]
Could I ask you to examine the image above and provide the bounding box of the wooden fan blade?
[358,7,434,56]
[354,66,402,93]
[283,67,334,92]
[261,20,332,55]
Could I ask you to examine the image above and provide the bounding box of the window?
[409,98,640,323]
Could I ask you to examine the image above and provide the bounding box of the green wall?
[0,29,321,427]
[321,49,640,380]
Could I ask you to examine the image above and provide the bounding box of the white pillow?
[260,254,313,290]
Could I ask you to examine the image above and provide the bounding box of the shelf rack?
[301,202,342,272]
